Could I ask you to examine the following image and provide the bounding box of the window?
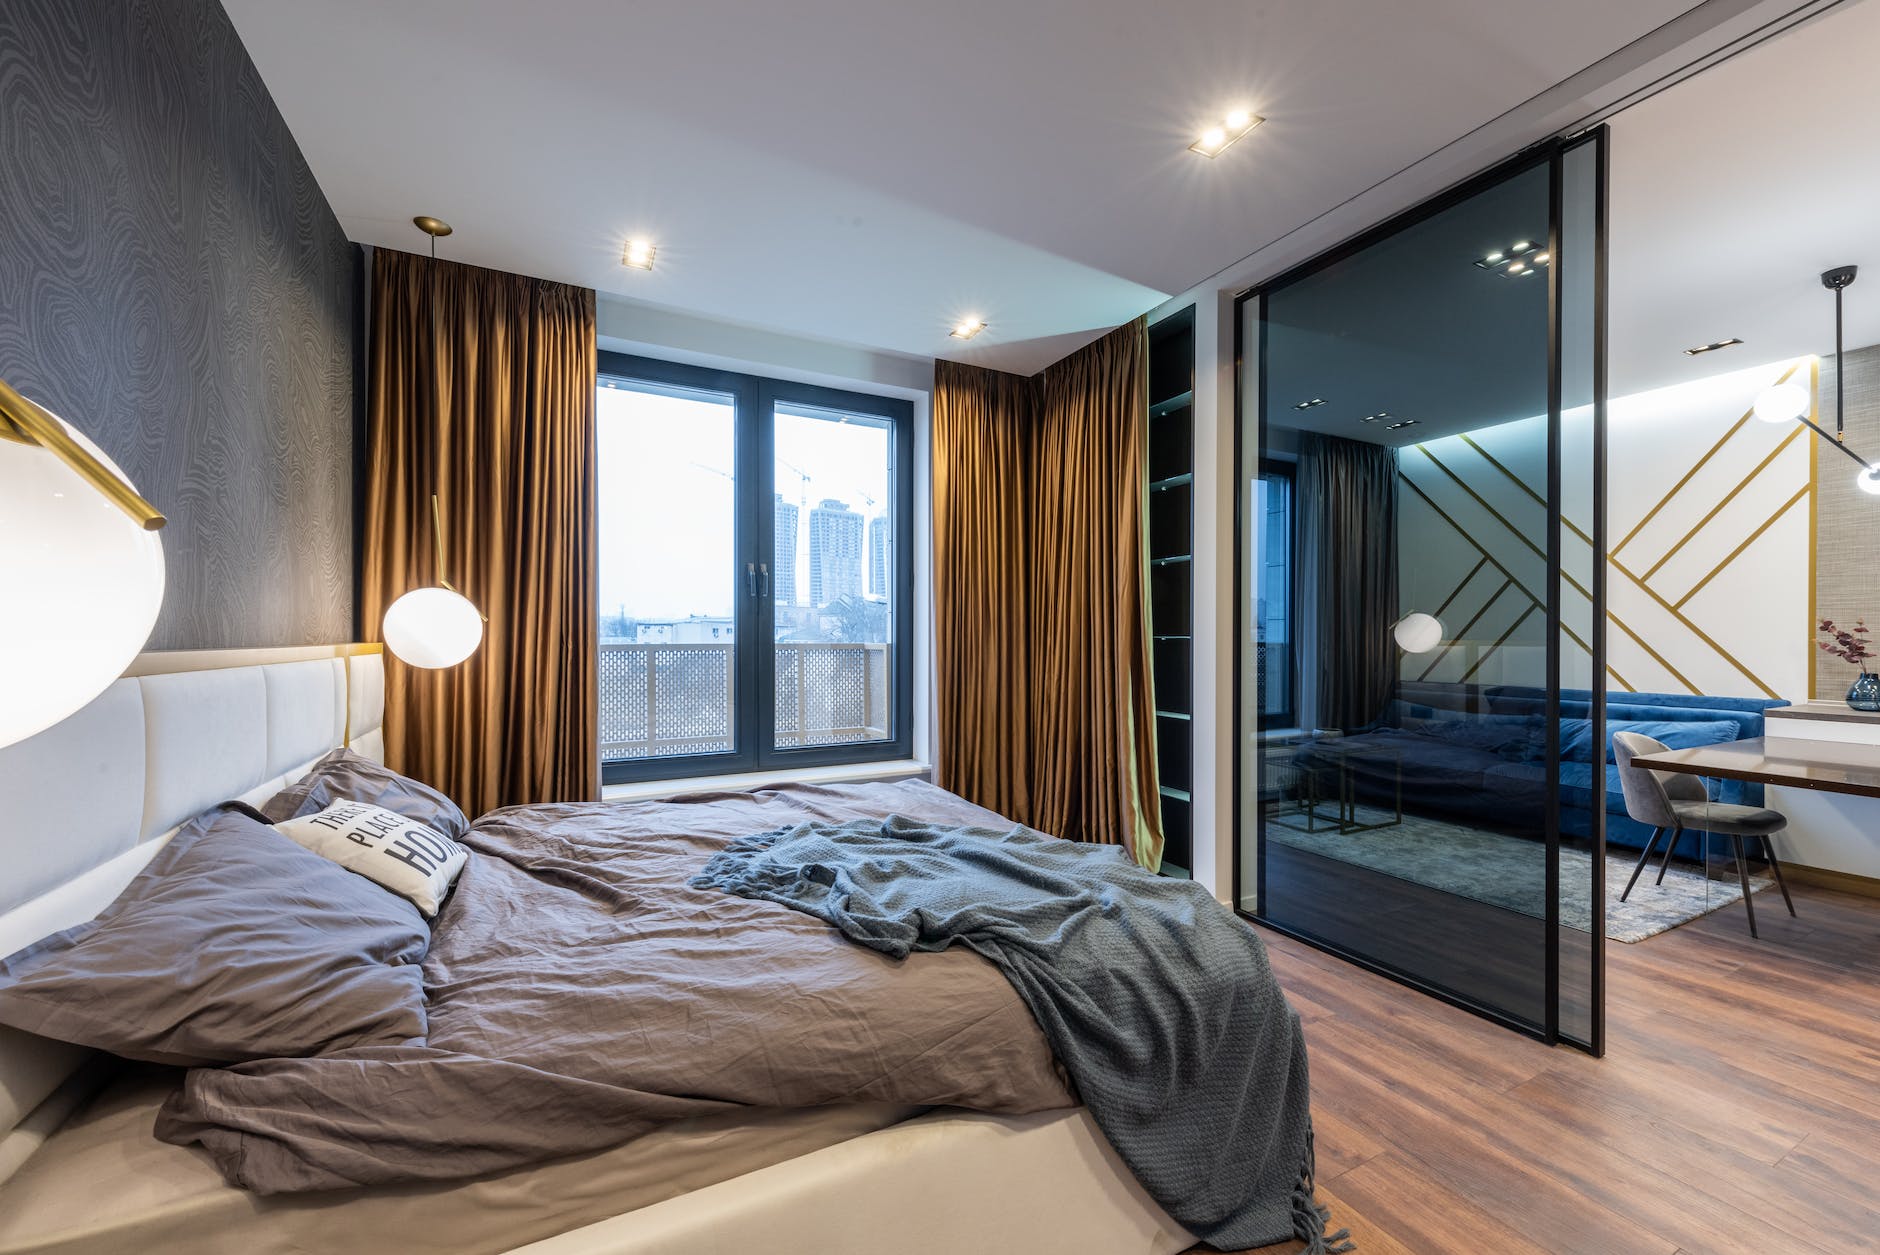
[596,353,913,782]
[1255,460,1294,728]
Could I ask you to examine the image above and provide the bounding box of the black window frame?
[597,352,915,785]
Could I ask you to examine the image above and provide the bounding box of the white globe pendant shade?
[383,586,483,668]
[1858,461,1880,496]
[0,410,165,747]
[1753,381,1809,425]
[1393,612,1444,655]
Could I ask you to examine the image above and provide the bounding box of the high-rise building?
[772,493,799,606]
[868,514,891,598]
[808,498,863,606]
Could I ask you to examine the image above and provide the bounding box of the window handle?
[758,563,771,597]
[747,562,758,597]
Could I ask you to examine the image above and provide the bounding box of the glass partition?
[1236,134,1606,1048]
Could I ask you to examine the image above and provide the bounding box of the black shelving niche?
[1146,306,1195,876]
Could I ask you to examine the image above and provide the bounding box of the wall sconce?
[0,377,166,747]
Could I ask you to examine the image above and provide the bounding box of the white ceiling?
[223,0,1704,375]
[1607,0,1880,398]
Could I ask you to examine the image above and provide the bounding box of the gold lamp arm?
[0,377,166,531]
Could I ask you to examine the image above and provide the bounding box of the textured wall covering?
[1814,343,1880,700]
[0,0,356,649]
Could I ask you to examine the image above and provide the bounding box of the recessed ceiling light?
[621,239,657,270]
[1294,397,1326,410]
[1359,412,1390,422]
[1189,108,1265,157]
[1472,239,1549,278]
[1683,337,1744,356]
[950,318,987,340]
[1385,418,1419,430]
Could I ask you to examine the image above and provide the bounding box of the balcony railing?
[600,641,890,761]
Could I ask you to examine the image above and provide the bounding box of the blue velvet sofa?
[1294,683,1789,861]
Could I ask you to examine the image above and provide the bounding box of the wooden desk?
[1632,736,1880,800]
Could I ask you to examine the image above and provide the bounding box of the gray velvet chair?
[1611,731,1796,938]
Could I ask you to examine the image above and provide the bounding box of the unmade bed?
[0,646,1326,1254]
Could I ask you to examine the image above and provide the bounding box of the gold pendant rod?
[0,377,166,531]
[431,492,455,593]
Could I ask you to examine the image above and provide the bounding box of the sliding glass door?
[1236,132,1607,1050]
[596,354,914,783]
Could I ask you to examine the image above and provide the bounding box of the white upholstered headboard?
[0,644,385,1176]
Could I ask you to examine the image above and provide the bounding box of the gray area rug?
[1270,805,1771,943]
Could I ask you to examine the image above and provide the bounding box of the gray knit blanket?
[691,815,1351,1253]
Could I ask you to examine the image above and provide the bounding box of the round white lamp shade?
[1393,612,1444,654]
[1753,381,1809,425]
[383,586,483,668]
[0,411,164,748]
[1859,461,1880,496]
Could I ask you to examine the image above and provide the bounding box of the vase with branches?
[1819,619,1880,711]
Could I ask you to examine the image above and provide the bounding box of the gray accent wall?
[1814,342,1880,701]
[0,0,357,649]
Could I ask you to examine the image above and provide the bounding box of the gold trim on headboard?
[119,642,384,749]
[120,642,382,678]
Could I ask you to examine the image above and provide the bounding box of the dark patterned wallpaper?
[0,0,357,649]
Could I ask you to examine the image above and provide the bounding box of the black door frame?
[1230,128,1609,1054]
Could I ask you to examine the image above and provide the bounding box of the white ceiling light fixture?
[1393,613,1444,654]
[1683,337,1743,356]
[381,217,485,671]
[0,380,166,748]
[1188,108,1264,157]
[1750,265,1879,497]
[1293,397,1326,410]
[621,238,657,271]
[950,318,987,340]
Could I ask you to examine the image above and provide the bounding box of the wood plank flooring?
[1204,880,1880,1255]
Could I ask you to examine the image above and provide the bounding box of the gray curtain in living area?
[1296,432,1398,732]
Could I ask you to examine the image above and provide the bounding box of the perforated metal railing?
[600,642,889,761]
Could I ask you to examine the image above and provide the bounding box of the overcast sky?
[596,385,891,620]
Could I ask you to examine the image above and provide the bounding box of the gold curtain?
[362,248,599,817]
[933,318,1163,867]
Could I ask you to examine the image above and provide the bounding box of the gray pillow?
[263,747,469,839]
[0,803,429,1066]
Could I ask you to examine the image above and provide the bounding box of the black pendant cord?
[1836,280,1845,441]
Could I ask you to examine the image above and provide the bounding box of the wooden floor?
[1206,880,1880,1255]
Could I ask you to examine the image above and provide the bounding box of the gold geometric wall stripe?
[1416,446,1594,604]
[1642,424,1806,583]
[1428,418,1801,700]
[1458,434,1595,549]
[1432,555,1490,619]
[1416,578,1514,682]
[1611,358,1803,559]
[1398,473,1596,673]
[1459,604,1538,684]
[1609,554,1780,699]
[1672,483,1811,611]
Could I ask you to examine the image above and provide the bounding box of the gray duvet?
[155,780,1074,1193]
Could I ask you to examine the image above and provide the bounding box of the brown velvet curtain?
[933,318,1163,867]
[362,248,599,818]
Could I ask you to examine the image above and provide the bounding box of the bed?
[0,645,1196,1255]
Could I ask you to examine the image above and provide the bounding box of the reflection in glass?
[1239,145,1605,1046]
[773,404,895,749]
